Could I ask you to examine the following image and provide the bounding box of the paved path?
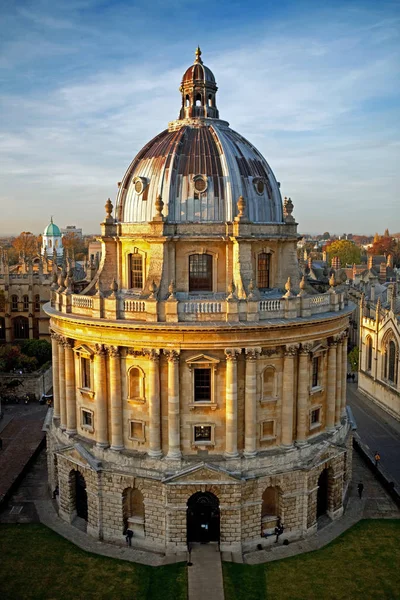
[188,543,225,600]
[347,382,400,489]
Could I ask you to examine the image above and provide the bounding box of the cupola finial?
[195,46,202,64]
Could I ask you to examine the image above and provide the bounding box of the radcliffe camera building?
[45,49,352,553]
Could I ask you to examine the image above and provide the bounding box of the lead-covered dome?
[115,49,283,225]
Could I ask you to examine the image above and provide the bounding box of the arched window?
[48,239,52,248]
[13,316,29,339]
[195,93,202,107]
[208,94,213,107]
[262,366,276,400]
[262,487,279,517]
[257,253,270,290]
[34,294,40,312]
[122,487,145,537]
[185,94,190,107]
[388,340,396,383]
[11,295,18,312]
[129,253,143,289]
[189,254,212,292]
[128,367,145,400]
[366,336,372,371]
[23,295,29,311]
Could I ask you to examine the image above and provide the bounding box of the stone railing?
[309,293,330,314]
[179,300,225,321]
[72,295,93,309]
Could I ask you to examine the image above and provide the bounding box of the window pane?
[82,358,91,388]
[130,255,143,289]
[189,254,212,292]
[194,368,211,401]
[257,253,270,289]
[312,357,319,387]
[194,425,211,441]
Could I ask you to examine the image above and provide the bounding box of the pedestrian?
[125,528,133,546]
[274,520,284,543]
[351,373,355,382]
[374,451,381,468]
[357,482,364,499]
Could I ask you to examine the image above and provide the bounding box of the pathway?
[188,543,225,600]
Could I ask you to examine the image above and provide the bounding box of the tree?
[62,232,87,260]
[12,232,40,258]
[322,232,330,240]
[325,240,361,267]
[348,347,359,372]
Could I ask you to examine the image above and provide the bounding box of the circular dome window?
[254,178,265,195]
[193,175,207,193]
[133,177,148,195]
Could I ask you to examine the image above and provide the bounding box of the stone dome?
[115,49,283,225]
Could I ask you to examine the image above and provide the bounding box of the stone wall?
[0,365,52,400]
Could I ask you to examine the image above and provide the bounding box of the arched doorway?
[317,469,329,518]
[74,471,88,521]
[187,491,220,544]
[13,316,29,340]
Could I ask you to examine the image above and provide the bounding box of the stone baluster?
[146,349,162,458]
[50,332,60,420]
[108,346,124,451]
[166,350,181,459]
[326,338,338,431]
[341,333,348,415]
[225,348,240,457]
[282,345,298,447]
[244,348,260,457]
[64,338,77,435]
[58,339,66,430]
[94,344,108,448]
[296,344,311,445]
[335,335,342,426]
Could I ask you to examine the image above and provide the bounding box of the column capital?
[107,345,120,357]
[165,349,180,363]
[62,337,74,349]
[284,344,299,356]
[245,347,261,361]
[329,335,340,347]
[299,343,313,355]
[225,348,241,361]
[143,348,160,361]
[95,343,106,356]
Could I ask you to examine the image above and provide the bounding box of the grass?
[0,523,187,600]
[223,520,400,600]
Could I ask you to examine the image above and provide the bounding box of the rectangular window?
[23,296,29,311]
[261,420,275,440]
[312,357,319,388]
[82,409,93,429]
[129,420,145,441]
[11,296,18,311]
[310,408,321,426]
[257,253,270,290]
[189,254,212,292]
[194,368,211,401]
[130,254,143,289]
[81,357,91,389]
[194,425,212,442]
[34,295,40,312]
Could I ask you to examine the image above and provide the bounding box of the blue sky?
[0,0,399,235]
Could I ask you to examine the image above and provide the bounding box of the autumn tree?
[62,232,86,260]
[325,240,361,267]
[12,232,40,258]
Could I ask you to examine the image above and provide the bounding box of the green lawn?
[223,520,400,600]
[0,524,187,600]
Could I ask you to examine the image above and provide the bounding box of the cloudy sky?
[1,0,399,235]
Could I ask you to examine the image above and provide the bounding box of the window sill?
[260,435,276,442]
[79,388,95,399]
[310,421,322,430]
[192,441,215,447]
[189,402,217,411]
[310,386,323,396]
[129,437,146,443]
[81,425,94,433]
[127,398,146,405]
[260,397,278,405]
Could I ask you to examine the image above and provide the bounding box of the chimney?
[368,255,373,270]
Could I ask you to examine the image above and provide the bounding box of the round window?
[255,179,264,195]
[134,179,144,194]
[194,177,207,193]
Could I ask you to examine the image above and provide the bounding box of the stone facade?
[44,49,353,554]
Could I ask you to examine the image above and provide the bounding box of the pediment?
[74,344,94,356]
[163,463,241,485]
[186,354,220,366]
[57,442,102,471]
[311,342,327,354]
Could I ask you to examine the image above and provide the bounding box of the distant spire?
[195,46,202,64]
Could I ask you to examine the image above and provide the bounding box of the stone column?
[94,344,108,448]
[58,339,66,430]
[166,350,181,459]
[341,333,348,415]
[244,348,260,457]
[108,346,124,451]
[326,339,337,431]
[225,348,240,457]
[51,332,60,420]
[147,349,162,458]
[282,345,298,447]
[335,335,342,427]
[296,344,311,445]
[64,339,77,435]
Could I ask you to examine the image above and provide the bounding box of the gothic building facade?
[45,50,353,554]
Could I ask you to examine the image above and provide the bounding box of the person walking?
[274,518,284,543]
[357,482,364,499]
[125,528,133,546]
[374,451,381,468]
